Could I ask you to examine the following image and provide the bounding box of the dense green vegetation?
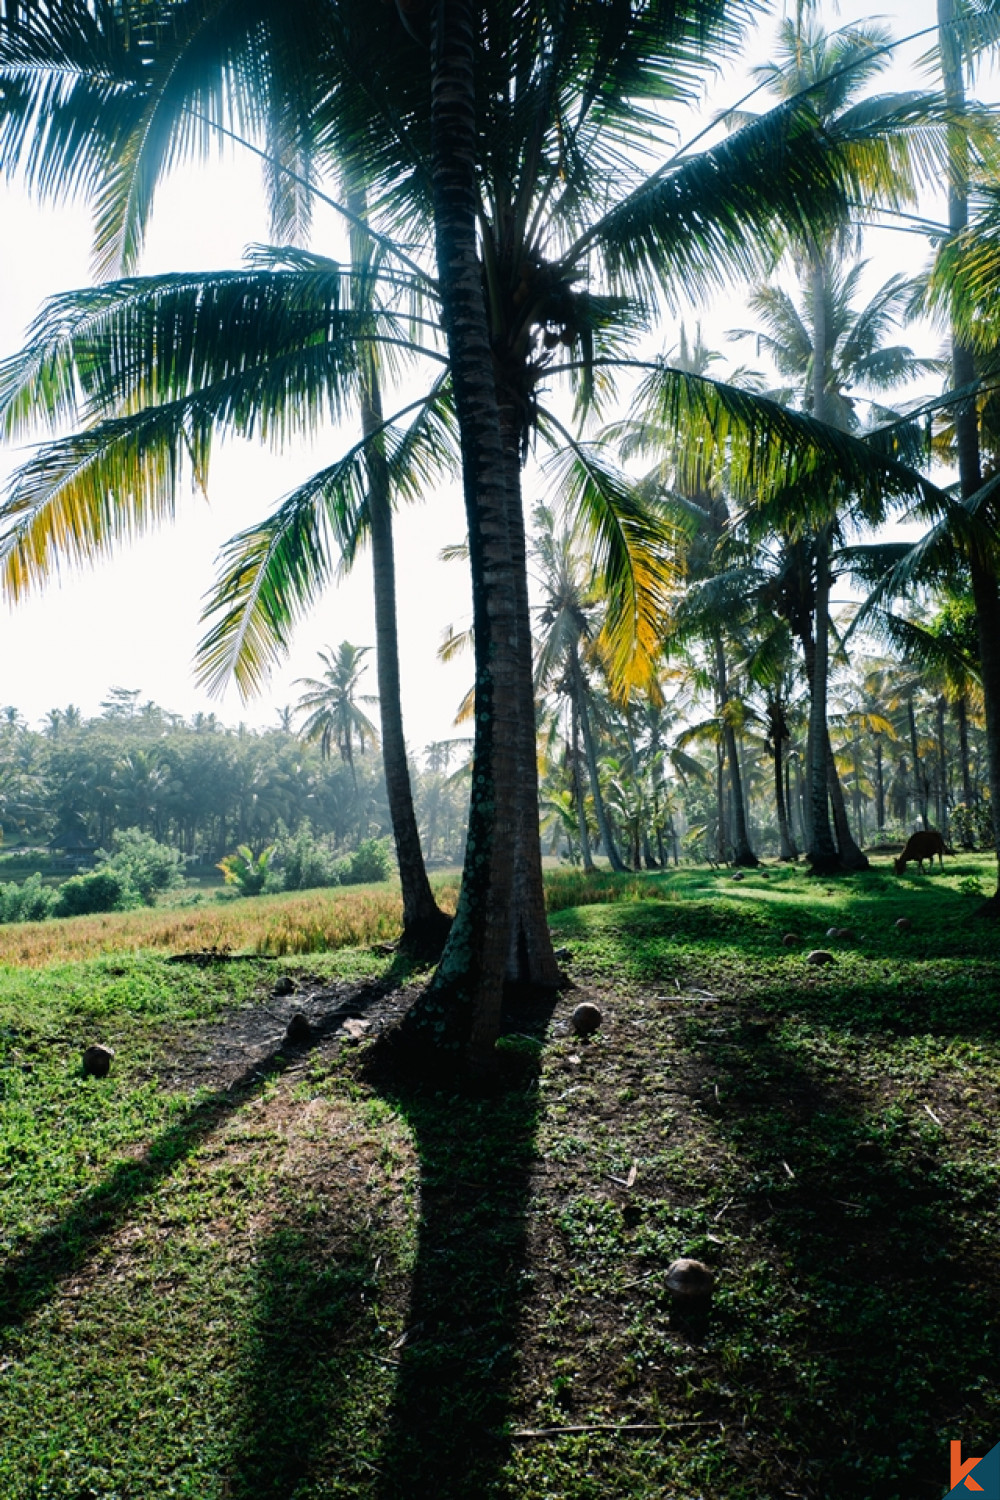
[0,697,469,870]
[0,864,995,1498]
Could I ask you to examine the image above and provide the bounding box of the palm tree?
[533,509,629,873]
[294,642,379,793]
[0,0,953,1050]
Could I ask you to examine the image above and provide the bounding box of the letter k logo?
[953,1442,985,1491]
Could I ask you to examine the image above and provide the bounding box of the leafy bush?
[337,837,393,885]
[217,844,275,897]
[97,828,187,904]
[952,801,995,850]
[272,821,341,891]
[0,872,58,924]
[54,869,138,917]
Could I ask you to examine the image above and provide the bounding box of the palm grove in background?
[1,0,1000,1068]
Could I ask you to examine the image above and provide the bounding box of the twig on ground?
[510,1420,722,1439]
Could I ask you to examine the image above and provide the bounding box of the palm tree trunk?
[497,402,562,986]
[956,696,974,812]
[936,695,948,835]
[770,700,796,860]
[907,697,929,830]
[875,737,885,831]
[804,532,840,871]
[571,700,595,872]
[347,177,450,955]
[361,380,450,954]
[713,633,757,866]
[826,731,869,869]
[421,0,521,1064]
[940,0,1000,909]
[571,647,626,871]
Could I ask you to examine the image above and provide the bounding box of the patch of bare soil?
[159,972,427,1094]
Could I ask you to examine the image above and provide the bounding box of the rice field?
[0,879,460,968]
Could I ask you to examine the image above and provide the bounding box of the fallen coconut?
[82,1044,115,1078]
[826,926,840,939]
[571,1001,603,1037]
[895,916,913,932]
[665,1258,715,1300]
[283,1012,313,1046]
[806,949,834,966]
[731,871,745,881]
[837,927,857,942]
[273,975,296,998]
[781,932,798,948]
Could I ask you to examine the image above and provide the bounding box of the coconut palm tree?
[293,642,379,792]
[0,0,954,1050]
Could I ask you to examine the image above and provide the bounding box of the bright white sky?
[0,0,989,748]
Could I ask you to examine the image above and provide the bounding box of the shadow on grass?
[685,1017,1000,1497]
[551,881,1000,1039]
[225,1222,385,1497]
[368,993,558,1500]
[0,981,391,1337]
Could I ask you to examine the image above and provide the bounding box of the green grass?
[1,858,999,1498]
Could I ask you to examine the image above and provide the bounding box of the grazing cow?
[893,829,949,875]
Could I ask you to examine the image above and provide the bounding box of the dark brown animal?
[893,830,948,875]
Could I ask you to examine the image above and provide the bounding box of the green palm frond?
[195,382,455,698]
[0,266,440,442]
[539,415,678,691]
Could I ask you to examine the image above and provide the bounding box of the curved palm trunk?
[825,732,868,869]
[875,736,886,832]
[713,633,757,866]
[348,178,448,957]
[421,0,521,1064]
[570,646,626,872]
[940,0,1000,910]
[361,385,451,955]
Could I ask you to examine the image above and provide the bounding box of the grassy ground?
[1,854,998,1498]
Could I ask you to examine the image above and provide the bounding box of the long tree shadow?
[684,1013,1000,1497]
[0,981,389,1338]
[371,993,559,1500]
[224,1219,386,1497]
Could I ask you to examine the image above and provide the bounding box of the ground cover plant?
[1,860,998,1498]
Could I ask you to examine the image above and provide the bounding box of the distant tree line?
[0,692,470,868]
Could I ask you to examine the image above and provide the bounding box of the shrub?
[272,822,341,891]
[97,828,187,904]
[0,872,58,924]
[337,837,393,885]
[54,868,137,917]
[217,844,275,897]
[952,801,995,850]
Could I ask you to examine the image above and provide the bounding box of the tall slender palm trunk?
[956,696,974,814]
[570,646,626,871]
[421,0,521,1064]
[498,408,562,986]
[769,699,797,860]
[805,531,840,871]
[939,0,1000,907]
[571,701,595,872]
[712,635,757,866]
[349,181,449,957]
